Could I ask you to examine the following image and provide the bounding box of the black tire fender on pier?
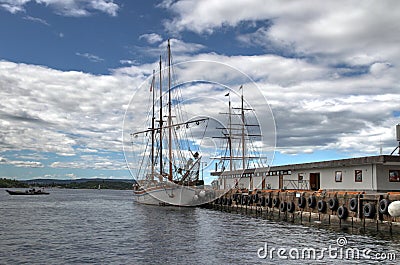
[379,199,390,215]
[273,197,280,208]
[337,205,349,220]
[317,200,327,213]
[363,202,376,218]
[253,194,259,204]
[308,196,317,208]
[287,201,296,213]
[248,196,253,206]
[349,198,358,212]
[297,196,306,209]
[242,195,248,205]
[328,198,339,211]
[236,195,242,204]
[260,196,266,207]
[266,197,273,208]
[280,201,287,212]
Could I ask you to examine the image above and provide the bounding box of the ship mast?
[159,56,163,176]
[151,70,155,179]
[240,86,246,169]
[228,94,233,171]
[168,39,173,182]
[211,85,265,176]
[131,40,208,183]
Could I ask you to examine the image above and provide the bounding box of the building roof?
[269,155,400,171]
[214,155,400,177]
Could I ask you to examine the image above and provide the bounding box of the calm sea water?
[1,188,400,264]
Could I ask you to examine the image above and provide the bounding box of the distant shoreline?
[0,178,135,190]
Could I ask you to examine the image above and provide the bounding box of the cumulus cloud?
[50,155,126,170]
[123,38,206,63]
[0,61,141,157]
[23,16,50,26]
[122,38,206,65]
[2,31,400,167]
[139,33,163,44]
[0,0,29,14]
[89,0,119,16]
[370,62,392,77]
[9,160,44,168]
[162,1,400,65]
[2,0,400,175]
[5,43,399,162]
[119,60,136,65]
[65,173,77,179]
[157,0,400,158]
[0,157,44,168]
[166,38,206,54]
[0,0,119,17]
[76,52,104,63]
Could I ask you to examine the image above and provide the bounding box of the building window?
[335,171,342,182]
[355,170,362,182]
[298,173,304,181]
[389,170,400,182]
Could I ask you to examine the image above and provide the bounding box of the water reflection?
[0,189,399,264]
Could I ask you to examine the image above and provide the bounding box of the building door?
[279,174,283,189]
[310,173,320,191]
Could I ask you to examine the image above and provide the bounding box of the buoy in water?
[388,201,400,217]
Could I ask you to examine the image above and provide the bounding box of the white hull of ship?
[132,186,202,206]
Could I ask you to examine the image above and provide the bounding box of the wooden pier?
[206,190,400,233]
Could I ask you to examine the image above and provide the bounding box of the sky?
[1,0,400,182]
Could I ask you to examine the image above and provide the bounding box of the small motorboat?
[6,188,49,195]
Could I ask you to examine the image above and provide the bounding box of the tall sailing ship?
[210,86,267,191]
[130,40,215,206]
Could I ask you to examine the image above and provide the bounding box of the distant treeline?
[0,178,134,190]
[60,180,133,190]
[0,178,29,188]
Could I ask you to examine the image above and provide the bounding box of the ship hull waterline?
[132,185,216,206]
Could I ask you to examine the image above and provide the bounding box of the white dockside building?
[215,155,400,192]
